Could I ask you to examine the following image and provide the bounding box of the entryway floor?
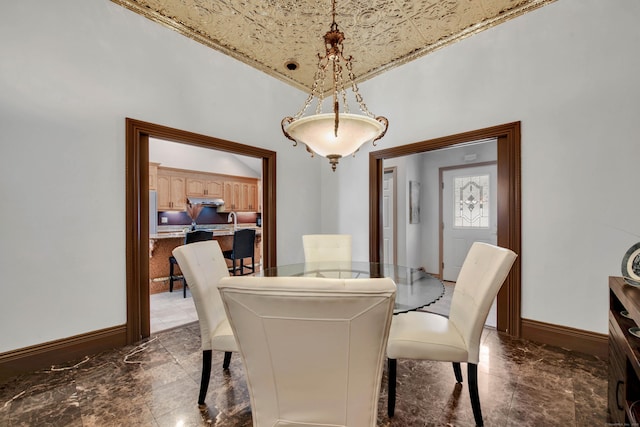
[150,289,197,334]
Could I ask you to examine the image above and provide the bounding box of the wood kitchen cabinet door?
[186,177,206,197]
[218,181,235,212]
[157,173,171,210]
[248,183,258,211]
[239,183,250,211]
[219,179,258,212]
[186,174,223,198]
[157,170,186,210]
[232,182,241,209]
[149,162,159,191]
[205,179,223,198]
[170,176,187,210]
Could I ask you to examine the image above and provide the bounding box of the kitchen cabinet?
[149,162,159,191]
[186,175,224,198]
[157,169,187,211]
[608,276,640,425]
[155,165,258,212]
[218,179,259,212]
[248,182,258,211]
[219,181,240,211]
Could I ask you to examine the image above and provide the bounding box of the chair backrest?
[232,228,256,259]
[218,276,396,427]
[172,240,230,351]
[302,234,352,263]
[449,242,517,364]
[184,229,213,244]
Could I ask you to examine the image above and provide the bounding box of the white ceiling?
[149,138,262,177]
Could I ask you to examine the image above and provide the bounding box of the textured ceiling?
[112,0,556,91]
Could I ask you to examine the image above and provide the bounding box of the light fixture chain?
[281,0,388,171]
[338,63,349,114]
[317,60,329,115]
[293,59,327,120]
[346,60,374,118]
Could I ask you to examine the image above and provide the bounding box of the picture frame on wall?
[410,180,420,224]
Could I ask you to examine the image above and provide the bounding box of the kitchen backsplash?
[157,207,257,226]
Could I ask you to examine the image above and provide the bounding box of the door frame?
[383,167,398,265]
[369,122,521,336]
[125,118,277,343]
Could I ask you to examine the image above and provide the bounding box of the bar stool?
[169,230,213,297]
[223,228,256,275]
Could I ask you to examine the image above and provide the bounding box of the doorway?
[125,118,277,344]
[148,138,263,333]
[369,122,521,337]
[383,167,397,265]
[441,162,498,327]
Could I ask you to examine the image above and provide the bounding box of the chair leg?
[169,260,175,292]
[453,362,463,383]
[223,351,232,369]
[198,350,212,406]
[388,358,397,417]
[183,281,187,298]
[468,363,483,426]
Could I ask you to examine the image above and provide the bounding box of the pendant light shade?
[281,0,388,171]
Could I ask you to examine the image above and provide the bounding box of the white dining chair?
[218,275,396,427]
[386,242,517,426]
[302,234,352,263]
[172,240,238,407]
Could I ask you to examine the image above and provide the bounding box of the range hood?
[187,197,225,207]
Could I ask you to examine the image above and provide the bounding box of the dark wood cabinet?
[609,276,640,424]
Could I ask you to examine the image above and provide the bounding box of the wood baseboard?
[0,319,608,380]
[0,325,127,380]
[521,318,608,360]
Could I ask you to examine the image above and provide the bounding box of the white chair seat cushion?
[210,319,237,352]
[387,311,468,362]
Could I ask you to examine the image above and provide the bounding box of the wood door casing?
[369,122,521,337]
[125,118,277,343]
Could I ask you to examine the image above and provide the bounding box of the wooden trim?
[0,325,127,380]
[125,118,277,342]
[521,318,608,360]
[369,122,521,337]
[369,152,384,261]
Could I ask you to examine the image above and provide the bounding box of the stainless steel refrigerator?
[149,190,158,234]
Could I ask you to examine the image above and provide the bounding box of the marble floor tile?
[0,322,608,426]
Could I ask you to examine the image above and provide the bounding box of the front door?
[441,163,497,281]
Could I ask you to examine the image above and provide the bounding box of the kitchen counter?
[150,225,261,240]
[148,224,262,294]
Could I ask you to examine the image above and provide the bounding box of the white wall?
[1,0,639,354]
[0,0,320,352]
[332,0,640,334]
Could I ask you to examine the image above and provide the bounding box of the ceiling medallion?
[281,0,388,172]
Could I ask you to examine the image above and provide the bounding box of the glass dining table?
[257,261,445,314]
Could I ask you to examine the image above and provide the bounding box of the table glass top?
[258,261,445,314]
